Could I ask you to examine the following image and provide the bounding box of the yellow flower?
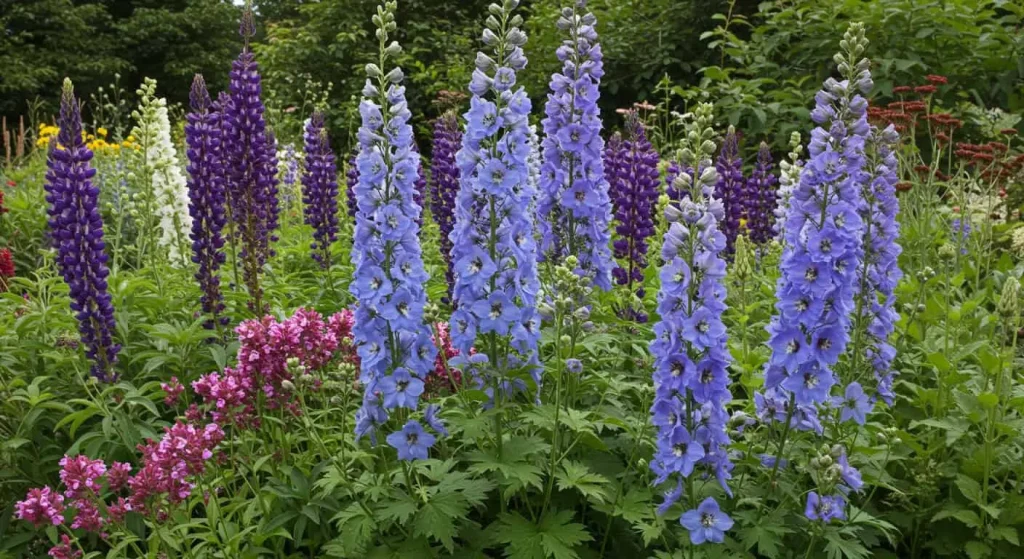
[97,127,108,137]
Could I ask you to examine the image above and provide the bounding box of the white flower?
[130,78,192,266]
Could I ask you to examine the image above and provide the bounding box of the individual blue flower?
[656,426,705,481]
[536,1,613,290]
[386,420,436,461]
[680,497,734,545]
[838,381,871,424]
[836,452,864,492]
[379,367,425,409]
[565,358,583,374]
[449,0,540,394]
[805,492,847,523]
[472,291,520,334]
[424,404,448,437]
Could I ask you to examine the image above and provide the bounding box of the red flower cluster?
[0,248,13,292]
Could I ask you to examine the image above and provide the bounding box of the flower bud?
[998,277,1020,317]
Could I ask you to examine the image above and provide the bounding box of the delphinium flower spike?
[757,24,873,521]
[607,111,660,321]
[301,111,340,269]
[185,74,229,330]
[649,103,734,542]
[745,142,778,245]
[713,126,744,254]
[44,79,121,381]
[223,2,279,312]
[854,124,902,405]
[131,78,193,267]
[350,1,437,453]
[429,110,461,296]
[536,0,614,290]
[448,0,540,396]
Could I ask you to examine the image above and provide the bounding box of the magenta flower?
[15,486,65,527]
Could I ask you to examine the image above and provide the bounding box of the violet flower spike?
[350,1,437,451]
[301,111,340,269]
[649,103,735,533]
[855,124,903,405]
[185,74,229,330]
[430,111,462,297]
[345,150,359,218]
[44,79,121,381]
[223,4,279,312]
[607,112,660,322]
[745,142,779,245]
[713,127,744,254]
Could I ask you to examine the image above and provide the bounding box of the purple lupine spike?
[301,111,339,268]
[223,6,279,312]
[345,151,359,218]
[430,111,461,297]
[607,114,660,322]
[185,75,228,330]
[713,128,744,254]
[44,79,121,381]
[745,142,779,244]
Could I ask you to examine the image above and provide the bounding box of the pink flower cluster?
[15,419,223,553]
[128,421,224,516]
[193,308,356,427]
[58,455,109,531]
[161,376,184,406]
[14,486,65,527]
[48,535,81,559]
[425,322,465,396]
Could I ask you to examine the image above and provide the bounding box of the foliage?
[1,1,1024,558]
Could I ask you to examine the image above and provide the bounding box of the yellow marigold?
[97,127,108,137]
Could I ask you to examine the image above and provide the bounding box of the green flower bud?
[998,277,1020,317]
